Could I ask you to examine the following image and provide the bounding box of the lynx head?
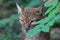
[16,3,43,32]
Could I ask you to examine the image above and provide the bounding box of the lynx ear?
[16,3,22,14]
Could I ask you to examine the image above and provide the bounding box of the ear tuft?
[16,3,22,14]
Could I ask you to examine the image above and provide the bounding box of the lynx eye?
[19,19,24,23]
[30,20,36,25]
[31,20,34,23]
[21,20,24,22]
[30,19,36,24]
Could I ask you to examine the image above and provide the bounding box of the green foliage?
[0,14,21,40]
[44,0,58,7]
[27,1,60,37]
[44,0,58,15]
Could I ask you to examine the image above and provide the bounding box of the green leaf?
[44,0,58,15]
[44,2,53,7]
[44,0,58,7]
[54,14,60,23]
[42,19,55,32]
[48,3,59,17]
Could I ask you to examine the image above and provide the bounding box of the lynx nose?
[23,23,29,32]
[24,23,30,32]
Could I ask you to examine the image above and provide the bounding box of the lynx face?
[16,3,43,32]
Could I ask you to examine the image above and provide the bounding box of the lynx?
[16,0,57,40]
[16,2,45,40]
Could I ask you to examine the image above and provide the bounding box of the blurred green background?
[0,0,43,40]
